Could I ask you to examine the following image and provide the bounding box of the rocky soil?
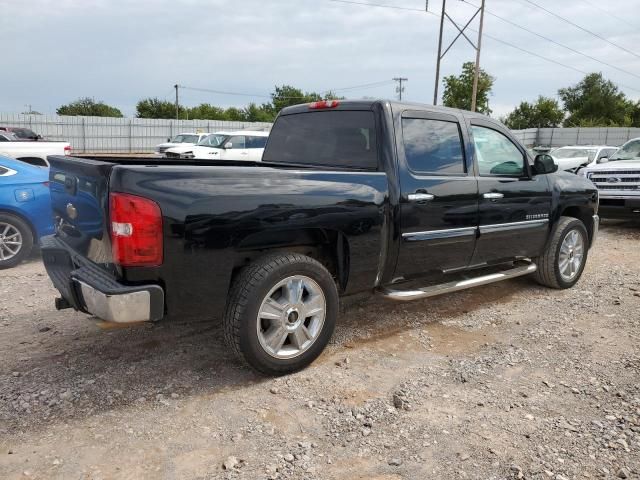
[0,220,639,479]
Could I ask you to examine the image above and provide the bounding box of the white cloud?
[1,0,638,117]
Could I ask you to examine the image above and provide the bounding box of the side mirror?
[533,154,558,175]
[224,142,232,149]
[36,134,43,140]
[597,157,609,164]
[167,137,171,142]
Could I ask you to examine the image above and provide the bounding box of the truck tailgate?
[48,155,114,266]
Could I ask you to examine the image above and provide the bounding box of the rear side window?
[263,111,378,170]
[0,166,7,175]
[247,136,267,148]
[226,136,246,149]
[402,118,465,174]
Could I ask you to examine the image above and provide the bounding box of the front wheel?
[533,216,589,289]
[223,253,338,375]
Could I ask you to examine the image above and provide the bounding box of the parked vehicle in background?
[550,145,618,172]
[0,140,71,167]
[41,100,599,375]
[164,131,269,161]
[580,138,640,219]
[0,156,53,268]
[154,133,209,156]
[0,127,42,141]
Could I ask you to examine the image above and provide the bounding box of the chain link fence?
[0,113,272,154]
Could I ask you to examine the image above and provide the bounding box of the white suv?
[155,132,210,157]
[549,145,618,172]
[165,131,269,161]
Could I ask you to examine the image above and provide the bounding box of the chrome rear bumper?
[77,281,164,323]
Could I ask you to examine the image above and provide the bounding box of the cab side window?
[402,118,465,174]
[471,125,525,177]
[247,136,267,148]
[226,136,246,149]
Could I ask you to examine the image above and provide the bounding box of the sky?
[1,0,639,119]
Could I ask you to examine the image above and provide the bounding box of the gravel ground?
[0,221,639,480]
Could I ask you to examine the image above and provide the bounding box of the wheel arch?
[232,228,350,293]
[0,207,37,243]
[559,205,594,246]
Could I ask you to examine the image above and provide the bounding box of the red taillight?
[64,145,72,155]
[42,181,50,188]
[109,192,163,267]
[309,100,340,110]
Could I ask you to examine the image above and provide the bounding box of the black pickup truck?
[42,100,599,375]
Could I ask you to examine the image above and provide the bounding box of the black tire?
[533,216,589,289]
[0,213,34,270]
[223,253,339,376]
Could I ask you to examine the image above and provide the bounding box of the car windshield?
[610,140,640,161]
[197,134,226,147]
[171,134,199,143]
[551,148,597,161]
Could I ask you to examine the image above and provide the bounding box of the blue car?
[0,156,54,268]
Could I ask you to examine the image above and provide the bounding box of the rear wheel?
[533,216,588,289]
[223,253,338,375]
[0,213,33,269]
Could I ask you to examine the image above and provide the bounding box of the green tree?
[136,97,183,119]
[502,96,565,129]
[442,62,495,115]
[57,97,123,117]
[188,103,228,120]
[558,73,634,127]
[242,103,274,122]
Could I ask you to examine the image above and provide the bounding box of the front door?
[395,111,479,280]
[469,121,552,265]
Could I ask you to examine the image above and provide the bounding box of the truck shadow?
[2,275,537,435]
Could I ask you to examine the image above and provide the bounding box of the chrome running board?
[381,262,537,302]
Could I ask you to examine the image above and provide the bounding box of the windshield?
[170,134,199,143]
[551,148,597,161]
[10,128,37,139]
[197,134,226,148]
[610,139,640,161]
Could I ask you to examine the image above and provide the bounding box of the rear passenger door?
[395,111,479,279]
[220,135,249,160]
[246,135,267,161]
[469,120,551,265]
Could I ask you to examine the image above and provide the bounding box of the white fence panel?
[0,113,272,153]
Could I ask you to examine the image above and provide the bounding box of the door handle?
[407,193,435,202]
[483,192,504,199]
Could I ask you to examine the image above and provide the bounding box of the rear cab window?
[263,110,378,170]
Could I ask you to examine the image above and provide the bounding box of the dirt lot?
[1,221,639,480]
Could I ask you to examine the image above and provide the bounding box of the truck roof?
[280,99,491,121]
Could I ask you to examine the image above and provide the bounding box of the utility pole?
[470,0,486,112]
[433,0,446,105]
[393,77,408,101]
[432,0,486,111]
[174,84,179,120]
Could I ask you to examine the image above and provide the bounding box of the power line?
[179,80,397,101]
[520,0,640,61]
[460,0,640,82]
[315,0,640,95]
[581,0,636,30]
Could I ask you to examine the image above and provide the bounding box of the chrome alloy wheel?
[558,229,585,281]
[256,275,326,359]
[0,222,23,261]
